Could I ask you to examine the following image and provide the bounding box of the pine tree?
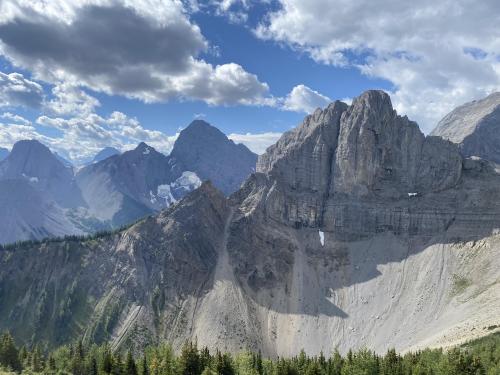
[126,350,138,375]
[141,353,149,375]
[90,357,99,375]
[31,344,43,372]
[0,332,21,372]
[103,345,114,374]
[179,341,201,375]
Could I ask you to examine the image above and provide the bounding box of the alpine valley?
[0,90,499,359]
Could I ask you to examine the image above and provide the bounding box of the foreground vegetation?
[0,331,498,375]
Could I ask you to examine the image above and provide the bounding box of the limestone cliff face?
[255,91,463,236]
[1,90,499,356]
[431,92,500,163]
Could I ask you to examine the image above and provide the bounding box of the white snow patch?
[149,190,157,204]
[157,184,177,205]
[173,171,202,189]
[22,173,39,183]
[143,148,150,155]
[408,192,418,197]
[319,230,325,246]
[156,171,202,206]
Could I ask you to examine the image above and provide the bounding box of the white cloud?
[0,71,43,108]
[282,84,331,113]
[256,0,500,132]
[228,131,282,154]
[46,83,100,116]
[0,0,273,107]
[34,112,178,163]
[1,112,31,125]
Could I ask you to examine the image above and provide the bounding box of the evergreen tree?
[179,341,201,375]
[0,332,21,372]
[141,353,149,375]
[102,345,114,374]
[126,350,138,375]
[31,344,43,372]
[90,356,99,375]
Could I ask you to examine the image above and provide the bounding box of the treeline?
[0,217,147,252]
[0,331,499,375]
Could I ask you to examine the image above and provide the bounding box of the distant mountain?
[0,140,89,244]
[431,92,500,162]
[92,147,120,164]
[76,142,175,226]
[76,120,257,226]
[169,120,257,195]
[0,140,84,208]
[0,179,84,244]
[0,121,257,243]
[0,147,8,161]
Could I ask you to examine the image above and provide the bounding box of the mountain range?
[1,90,498,356]
[0,120,257,244]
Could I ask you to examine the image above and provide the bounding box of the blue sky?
[0,1,498,163]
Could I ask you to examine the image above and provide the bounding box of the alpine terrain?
[1,90,498,356]
[0,120,257,244]
[431,92,500,163]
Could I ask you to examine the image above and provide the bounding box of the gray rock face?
[431,92,500,162]
[258,91,462,229]
[170,120,257,195]
[92,147,121,163]
[1,90,499,357]
[76,143,173,225]
[0,179,84,244]
[0,140,84,208]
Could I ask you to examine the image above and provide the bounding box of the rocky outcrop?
[1,90,499,357]
[431,92,500,163]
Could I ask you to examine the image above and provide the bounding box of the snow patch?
[319,230,325,246]
[408,192,418,197]
[157,184,177,206]
[143,148,150,155]
[22,173,39,183]
[156,171,202,206]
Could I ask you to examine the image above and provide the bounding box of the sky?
[0,0,499,163]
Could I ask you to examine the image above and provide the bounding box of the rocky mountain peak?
[169,119,257,195]
[254,90,462,228]
[0,139,84,208]
[431,92,500,163]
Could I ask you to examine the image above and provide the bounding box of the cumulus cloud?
[34,112,178,163]
[1,111,31,125]
[256,0,500,132]
[282,84,331,113]
[228,131,282,154]
[0,71,43,108]
[46,83,100,116]
[0,0,272,106]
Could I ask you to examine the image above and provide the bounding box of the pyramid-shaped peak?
[180,119,226,140]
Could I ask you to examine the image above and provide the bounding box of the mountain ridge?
[1,90,499,356]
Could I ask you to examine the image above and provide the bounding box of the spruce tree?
[126,350,138,375]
